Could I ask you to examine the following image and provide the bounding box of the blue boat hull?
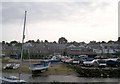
[48,60,61,63]
[29,61,50,71]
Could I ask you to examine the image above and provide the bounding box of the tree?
[108,40,114,43]
[96,41,101,44]
[89,41,96,44]
[53,41,57,44]
[36,39,40,43]
[101,41,106,43]
[22,50,29,59]
[80,41,86,44]
[10,40,18,44]
[44,40,48,43]
[2,41,5,44]
[16,42,22,46]
[58,37,68,44]
[41,40,43,43]
[6,42,10,46]
[27,40,35,43]
[10,40,18,46]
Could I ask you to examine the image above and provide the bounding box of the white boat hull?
[0,76,26,83]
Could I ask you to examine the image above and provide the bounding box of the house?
[66,44,96,57]
[1,40,120,59]
[88,43,119,55]
[23,42,66,59]
[24,43,49,59]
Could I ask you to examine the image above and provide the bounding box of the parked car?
[83,58,96,67]
[79,55,88,61]
[116,58,120,67]
[72,59,80,64]
[97,59,107,68]
[3,63,20,69]
[106,60,118,67]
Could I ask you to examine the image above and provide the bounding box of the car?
[116,58,120,67]
[106,60,118,67]
[83,58,96,67]
[97,59,107,68]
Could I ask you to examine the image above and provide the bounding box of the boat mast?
[21,11,27,61]
[19,11,27,81]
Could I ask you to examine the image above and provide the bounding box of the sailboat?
[0,76,25,83]
[1,11,27,83]
[29,60,50,73]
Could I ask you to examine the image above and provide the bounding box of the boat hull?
[0,76,26,83]
[29,61,50,73]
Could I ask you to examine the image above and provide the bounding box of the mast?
[21,11,27,61]
[19,11,27,81]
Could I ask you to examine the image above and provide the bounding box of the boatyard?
[1,1,120,83]
[2,58,77,76]
[2,57,120,77]
[1,57,120,83]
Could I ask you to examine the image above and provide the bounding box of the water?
[2,73,120,83]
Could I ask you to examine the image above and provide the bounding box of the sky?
[1,0,119,43]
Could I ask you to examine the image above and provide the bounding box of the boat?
[1,11,27,83]
[29,55,61,72]
[3,63,20,70]
[48,55,61,63]
[29,60,50,72]
[0,76,26,83]
[28,55,51,72]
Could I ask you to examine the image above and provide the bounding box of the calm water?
[2,73,120,83]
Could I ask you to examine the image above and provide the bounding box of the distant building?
[88,43,119,56]
[24,42,66,59]
[66,44,96,57]
[1,43,21,58]
[1,39,120,59]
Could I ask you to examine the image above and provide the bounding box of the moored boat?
[29,60,50,72]
[0,76,26,83]
[3,63,20,70]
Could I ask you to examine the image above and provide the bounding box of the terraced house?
[1,39,120,59]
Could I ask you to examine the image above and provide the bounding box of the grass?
[19,66,30,73]
[2,57,10,62]
[2,62,77,76]
[45,63,76,75]
[2,57,20,63]
[0,58,2,62]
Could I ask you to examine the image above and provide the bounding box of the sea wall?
[68,65,120,78]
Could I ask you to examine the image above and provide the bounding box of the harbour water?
[2,73,120,83]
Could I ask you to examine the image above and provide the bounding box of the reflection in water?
[2,73,120,83]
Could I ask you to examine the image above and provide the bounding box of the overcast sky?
[1,0,119,43]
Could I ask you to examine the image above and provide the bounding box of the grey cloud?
[2,1,110,24]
